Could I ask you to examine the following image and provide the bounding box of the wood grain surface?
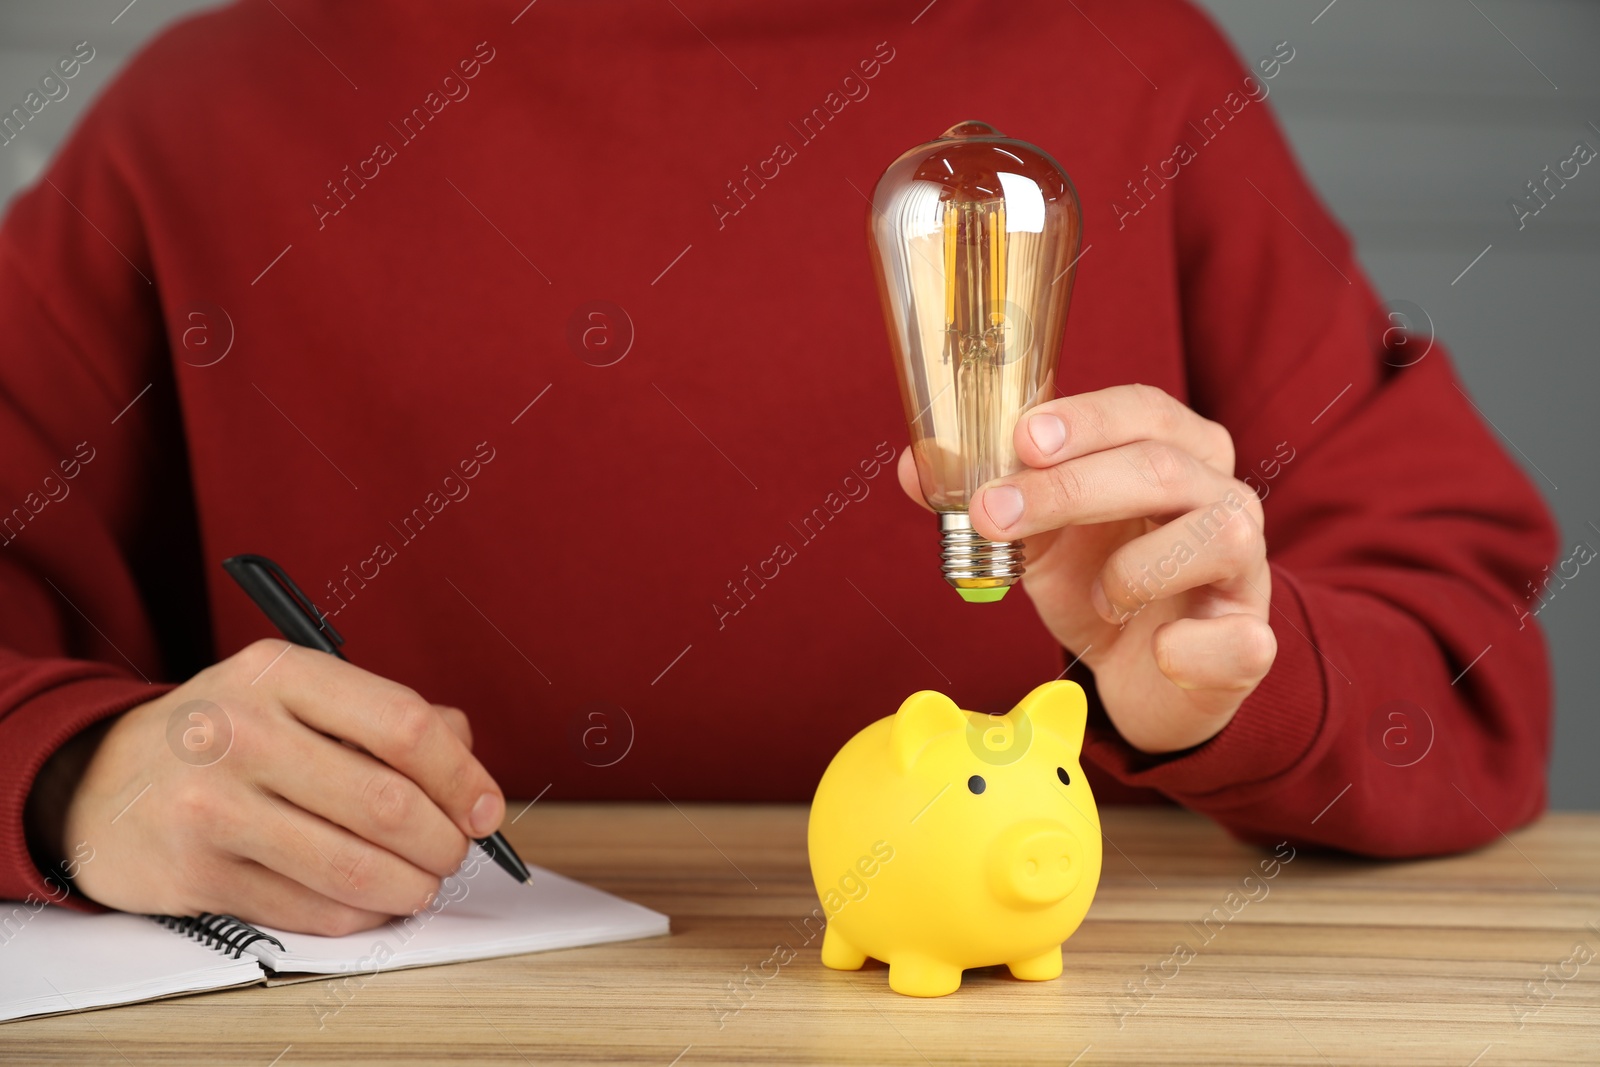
[1,803,1596,1066]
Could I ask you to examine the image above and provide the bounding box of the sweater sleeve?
[1076,5,1560,857]
[0,98,201,906]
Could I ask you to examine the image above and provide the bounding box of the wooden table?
[2,804,1597,1065]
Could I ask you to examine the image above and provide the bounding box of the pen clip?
[228,553,345,649]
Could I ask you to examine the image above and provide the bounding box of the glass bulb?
[868,121,1083,602]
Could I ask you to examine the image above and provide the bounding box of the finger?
[433,705,473,751]
[235,787,442,917]
[259,719,470,878]
[1015,384,1235,476]
[1152,614,1277,703]
[1091,499,1266,625]
[264,653,505,839]
[897,445,934,514]
[204,856,391,938]
[972,439,1250,541]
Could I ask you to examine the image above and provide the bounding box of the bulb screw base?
[939,513,1023,602]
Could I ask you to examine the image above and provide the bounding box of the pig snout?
[987,820,1082,907]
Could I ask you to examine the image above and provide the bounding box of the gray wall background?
[3,1,1596,806]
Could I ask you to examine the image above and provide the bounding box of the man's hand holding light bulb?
[872,124,1275,755]
[896,383,1277,754]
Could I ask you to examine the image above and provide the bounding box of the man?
[1,0,1557,934]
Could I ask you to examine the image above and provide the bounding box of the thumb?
[432,705,474,751]
[896,445,935,514]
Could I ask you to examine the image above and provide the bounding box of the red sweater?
[0,0,1558,906]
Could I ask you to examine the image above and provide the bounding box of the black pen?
[221,553,533,886]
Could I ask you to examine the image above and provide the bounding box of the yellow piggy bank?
[807,680,1101,997]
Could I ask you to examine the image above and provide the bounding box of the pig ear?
[1014,681,1088,758]
[890,690,967,772]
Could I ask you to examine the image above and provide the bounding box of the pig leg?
[819,925,867,970]
[887,952,963,997]
[1006,944,1063,981]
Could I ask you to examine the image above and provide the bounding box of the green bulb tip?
[955,586,1010,603]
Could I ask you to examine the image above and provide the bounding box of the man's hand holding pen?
[33,640,507,936]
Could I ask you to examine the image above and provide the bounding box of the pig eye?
[1056,767,1071,786]
[967,775,986,794]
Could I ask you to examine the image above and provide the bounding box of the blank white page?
[0,906,264,1023]
[248,858,669,975]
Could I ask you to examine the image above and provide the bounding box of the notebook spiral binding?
[150,913,287,958]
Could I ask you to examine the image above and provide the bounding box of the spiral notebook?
[0,852,669,1024]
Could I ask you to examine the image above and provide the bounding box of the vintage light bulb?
[868,121,1083,602]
